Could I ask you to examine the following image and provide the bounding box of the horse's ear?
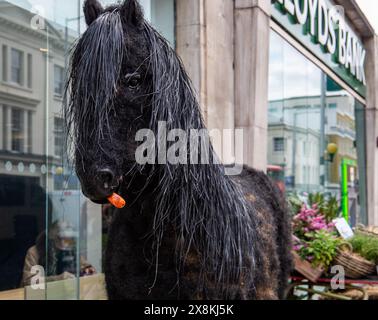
[120,0,144,27]
[83,0,104,26]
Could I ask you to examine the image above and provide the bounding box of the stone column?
[176,0,206,110]
[176,0,235,164]
[364,35,378,226]
[176,0,271,169]
[234,0,271,172]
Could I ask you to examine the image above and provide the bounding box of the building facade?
[0,0,377,299]
[176,0,377,226]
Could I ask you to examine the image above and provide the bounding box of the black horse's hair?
[142,22,259,296]
[65,4,262,298]
[65,10,125,160]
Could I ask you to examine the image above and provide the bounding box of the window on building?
[2,106,7,149]
[54,65,64,96]
[27,111,32,153]
[274,137,285,152]
[11,49,23,85]
[11,108,24,152]
[54,117,64,157]
[27,54,32,89]
[2,45,7,81]
[303,141,307,156]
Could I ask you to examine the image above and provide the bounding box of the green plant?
[287,193,303,216]
[325,196,340,222]
[349,233,378,263]
[299,230,343,268]
[308,193,325,209]
[308,192,340,222]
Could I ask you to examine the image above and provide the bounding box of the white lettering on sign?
[294,0,308,25]
[274,0,366,85]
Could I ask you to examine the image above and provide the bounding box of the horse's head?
[66,0,161,203]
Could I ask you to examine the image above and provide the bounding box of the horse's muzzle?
[80,168,123,204]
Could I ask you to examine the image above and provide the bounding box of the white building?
[0,1,74,190]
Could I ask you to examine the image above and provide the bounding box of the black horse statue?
[65,0,292,300]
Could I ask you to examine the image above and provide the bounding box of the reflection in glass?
[11,108,24,152]
[0,0,175,300]
[54,65,65,96]
[268,31,322,193]
[268,31,367,225]
[0,0,90,300]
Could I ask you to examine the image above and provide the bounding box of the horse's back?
[231,167,293,299]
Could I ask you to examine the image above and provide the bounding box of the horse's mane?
[64,10,125,161]
[142,24,259,297]
[65,8,259,298]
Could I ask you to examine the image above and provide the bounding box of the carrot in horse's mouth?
[107,193,126,209]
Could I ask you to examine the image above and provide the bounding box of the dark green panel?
[355,101,368,225]
[271,0,367,98]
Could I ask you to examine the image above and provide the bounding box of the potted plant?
[332,232,378,279]
[292,204,342,282]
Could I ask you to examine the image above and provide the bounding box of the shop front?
[175,0,376,226]
[267,0,369,225]
[0,0,377,300]
[230,0,376,225]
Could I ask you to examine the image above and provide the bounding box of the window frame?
[54,116,64,157]
[54,65,64,97]
[10,48,23,86]
[11,107,24,153]
[273,137,285,152]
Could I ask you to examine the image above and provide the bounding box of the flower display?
[292,202,341,268]
[293,205,336,239]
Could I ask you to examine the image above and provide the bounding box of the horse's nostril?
[97,169,116,190]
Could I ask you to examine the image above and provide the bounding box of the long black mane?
[65,6,260,298]
[65,9,125,162]
[142,23,259,297]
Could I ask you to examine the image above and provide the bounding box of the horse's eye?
[125,74,141,89]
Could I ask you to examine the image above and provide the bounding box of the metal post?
[292,112,298,190]
[341,159,349,222]
[320,72,327,190]
[44,25,50,301]
[78,0,81,36]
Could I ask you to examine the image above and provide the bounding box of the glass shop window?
[267,30,367,226]
[0,0,175,300]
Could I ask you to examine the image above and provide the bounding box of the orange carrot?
[107,193,126,209]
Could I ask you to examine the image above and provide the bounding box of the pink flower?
[293,245,302,251]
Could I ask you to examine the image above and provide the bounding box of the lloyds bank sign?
[272,0,367,94]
